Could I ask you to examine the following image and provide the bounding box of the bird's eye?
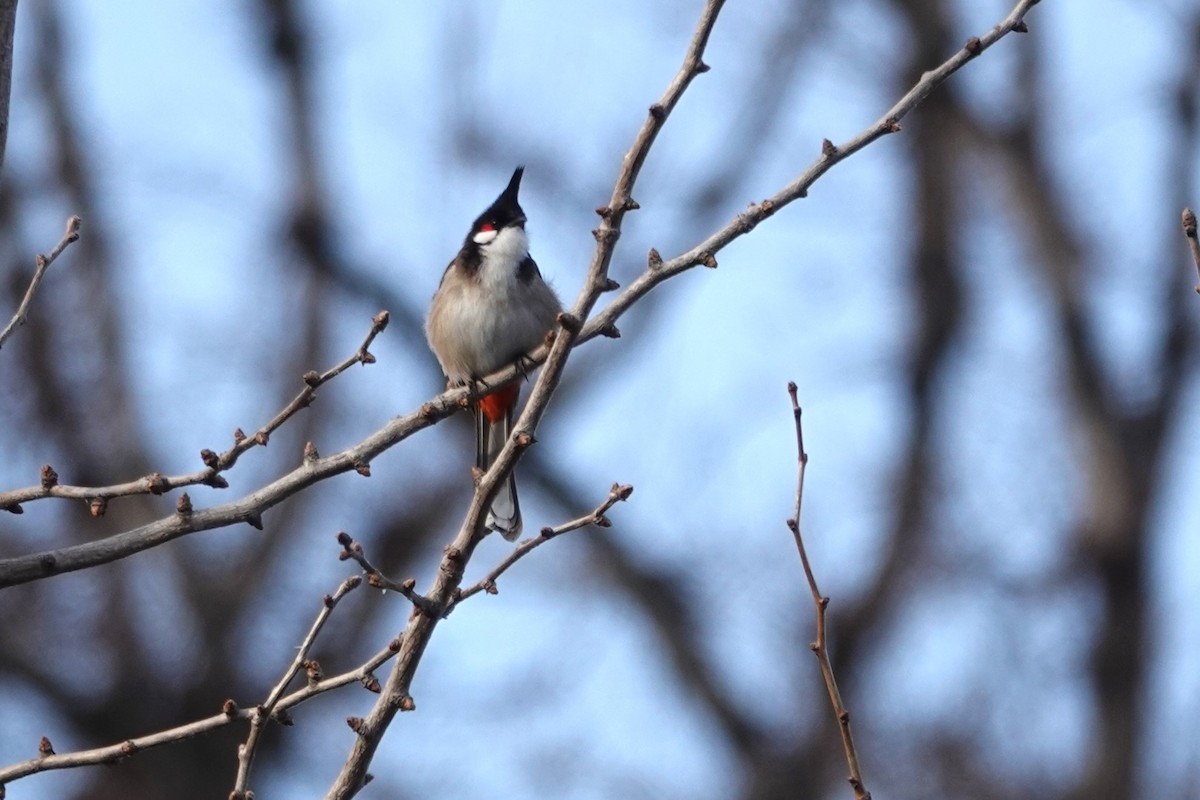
[479,222,496,232]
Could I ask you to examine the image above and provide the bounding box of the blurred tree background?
[1,0,1198,798]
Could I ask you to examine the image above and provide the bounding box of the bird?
[425,166,562,540]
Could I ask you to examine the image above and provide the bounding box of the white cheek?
[473,228,498,245]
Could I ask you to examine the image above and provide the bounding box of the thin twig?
[0,215,82,352]
[0,638,399,788]
[231,575,363,798]
[0,310,387,515]
[335,532,441,615]
[785,383,870,800]
[1181,207,1200,294]
[449,482,633,612]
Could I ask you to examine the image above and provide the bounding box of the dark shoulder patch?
[517,254,542,284]
[456,244,482,279]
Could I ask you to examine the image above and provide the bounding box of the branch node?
[556,311,582,333]
[302,370,321,388]
[200,449,219,469]
[594,205,612,218]
[647,247,663,269]
[40,464,58,489]
[822,138,839,158]
[372,309,390,332]
[234,427,247,444]
[146,472,169,495]
[1014,19,1029,32]
[353,461,371,477]
[89,497,107,518]
[964,36,982,55]
[245,513,264,531]
[38,736,55,757]
[254,431,270,447]
[346,717,368,736]
[622,197,641,211]
[648,103,665,120]
[601,278,620,292]
[695,59,711,74]
[600,323,621,339]
[176,493,193,515]
[303,441,320,463]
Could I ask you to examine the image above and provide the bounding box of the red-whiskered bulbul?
[425,167,562,540]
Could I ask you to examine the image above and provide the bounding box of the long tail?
[476,383,522,540]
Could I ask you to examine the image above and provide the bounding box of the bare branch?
[0,637,399,789]
[450,482,633,611]
[231,575,363,797]
[0,310,387,515]
[784,383,869,800]
[0,0,17,179]
[335,532,440,615]
[0,215,82,352]
[572,0,1040,355]
[1182,207,1200,294]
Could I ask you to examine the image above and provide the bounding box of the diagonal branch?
[785,383,870,800]
[0,215,82,352]
[0,310,387,515]
[231,575,363,798]
[449,482,633,611]
[0,635,399,790]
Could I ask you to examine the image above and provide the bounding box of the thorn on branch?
[1014,20,1029,32]
[648,248,663,269]
[601,278,620,292]
[40,464,58,489]
[822,138,839,158]
[234,428,246,444]
[304,441,320,463]
[695,59,711,74]
[622,197,640,211]
[600,324,621,339]
[4,503,23,514]
[245,513,264,531]
[177,493,193,515]
[360,350,376,365]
